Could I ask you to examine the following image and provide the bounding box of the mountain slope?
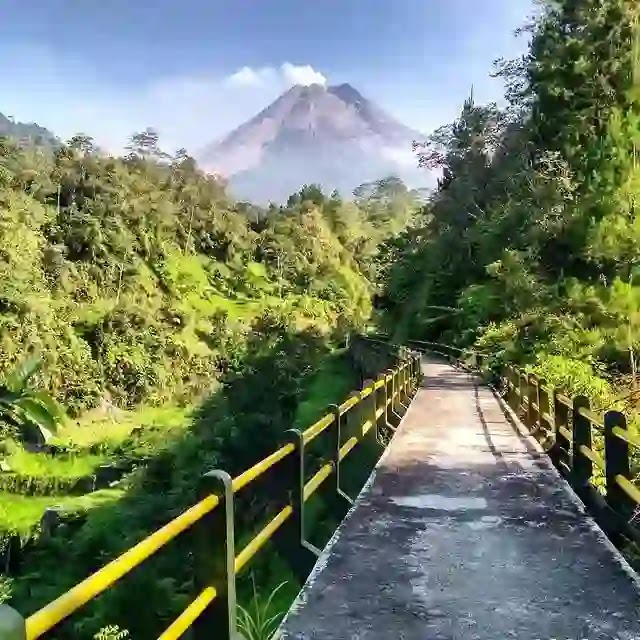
[0,112,59,148]
[197,83,428,202]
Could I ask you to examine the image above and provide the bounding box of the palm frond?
[0,359,63,444]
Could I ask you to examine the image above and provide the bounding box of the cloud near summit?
[226,63,327,88]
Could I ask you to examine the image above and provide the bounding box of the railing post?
[551,389,570,473]
[380,372,390,432]
[404,360,411,400]
[526,374,537,431]
[518,370,527,422]
[508,366,518,410]
[538,379,550,435]
[389,366,397,417]
[193,470,237,640]
[346,389,362,441]
[413,353,421,390]
[604,411,632,519]
[361,379,375,436]
[534,377,548,441]
[395,364,403,407]
[572,396,593,495]
[504,366,513,408]
[398,365,409,409]
[386,368,400,423]
[394,365,405,416]
[329,403,354,508]
[0,606,26,640]
[376,373,387,443]
[283,429,320,578]
[393,366,400,415]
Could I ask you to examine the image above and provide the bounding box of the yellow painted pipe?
[577,406,604,430]
[578,444,605,470]
[339,395,359,415]
[615,475,640,505]
[26,495,219,639]
[234,506,293,574]
[303,413,335,444]
[338,436,358,461]
[232,443,295,493]
[303,463,333,501]
[156,587,217,640]
[558,425,572,441]
[361,419,373,436]
[612,426,640,449]
[360,386,374,399]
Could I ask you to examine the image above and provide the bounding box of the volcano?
[197,83,426,203]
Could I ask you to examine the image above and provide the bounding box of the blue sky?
[0,0,534,153]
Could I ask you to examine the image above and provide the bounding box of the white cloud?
[225,63,326,89]
[225,66,276,88]
[280,63,327,87]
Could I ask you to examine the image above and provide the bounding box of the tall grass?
[237,579,289,640]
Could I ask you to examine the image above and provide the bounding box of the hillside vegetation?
[382,0,640,414]
[0,112,58,150]
[0,126,420,636]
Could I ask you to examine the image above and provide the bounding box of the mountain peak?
[197,82,426,203]
[328,83,365,105]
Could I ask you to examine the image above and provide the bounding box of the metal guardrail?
[503,365,640,543]
[0,352,422,640]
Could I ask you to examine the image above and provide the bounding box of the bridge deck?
[279,359,640,639]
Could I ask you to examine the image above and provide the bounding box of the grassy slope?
[0,286,335,542]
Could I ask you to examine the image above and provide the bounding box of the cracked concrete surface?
[278,359,640,640]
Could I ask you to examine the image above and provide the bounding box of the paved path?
[279,359,640,640]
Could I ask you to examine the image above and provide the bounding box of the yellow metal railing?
[503,365,640,548]
[2,350,422,640]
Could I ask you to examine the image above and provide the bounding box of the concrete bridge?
[4,351,640,640]
[279,359,640,639]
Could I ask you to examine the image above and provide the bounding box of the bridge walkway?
[278,358,640,639]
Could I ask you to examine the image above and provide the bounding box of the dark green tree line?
[381,0,640,404]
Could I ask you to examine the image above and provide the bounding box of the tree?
[172,147,197,174]
[286,184,325,207]
[0,357,62,445]
[67,133,96,156]
[125,127,168,162]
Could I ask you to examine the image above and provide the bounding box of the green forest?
[2,0,640,637]
[383,0,640,417]
[0,114,420,636]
